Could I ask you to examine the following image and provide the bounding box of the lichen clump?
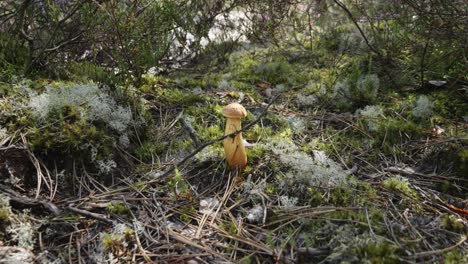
[266,140,349,187]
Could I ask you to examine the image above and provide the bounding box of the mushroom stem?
[223,118,247,170]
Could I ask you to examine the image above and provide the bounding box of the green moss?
[0,195,11,222]
[383,176,417,197]
[172,139,194,152]
[444,250,468,264]
[228,51,261,83]
[131,180,149,192]
[329,186,354,206]
[265,183,278,195]
[229,80,254,92]
[308,178,378,207]
[102,232,123,251]
[441,215,465,232]
[456,149,468,177]
[256,60,294,85]
[220,220,238,235]
[0,209,9,222]
[246,145,266,162]
[199,125,223,141]
[27,109,114,161]
[431,90,468,119]
[375,118,422,148]
[355,241,399,264]
[239,256,252,264]
[134,141,166,162]
[107,201,131,216]
[101,229,133,253]
[262,113,291,136]
[185,103,223,126]
[244,124,273,140]
[308,188,325,206]
[157,88,204,107]
[179,206,196,223]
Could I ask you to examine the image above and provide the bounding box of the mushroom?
[222,102,248,170]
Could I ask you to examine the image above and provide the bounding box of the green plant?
[167,167,191,198]
[134,141,167,162]
[440,215,464,232]
[383,176,417,197]
[375,118,422,148]
[355,240,399,264]
[0,195,11,222]
[107,201,131,216]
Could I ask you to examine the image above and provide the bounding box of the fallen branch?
[66,205,113,225]
[413,235,467,258]
[179,115,201,147]
[0,184,61,216]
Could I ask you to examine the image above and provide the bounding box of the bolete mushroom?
[223,102,248,170]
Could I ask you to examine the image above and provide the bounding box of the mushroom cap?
[223,103,247,118]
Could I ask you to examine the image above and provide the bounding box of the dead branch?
[66,205,113,225]
[0,184,61,216]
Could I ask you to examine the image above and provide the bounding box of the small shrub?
[255,60,294,85]
[334,73,380,110]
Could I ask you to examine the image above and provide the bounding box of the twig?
[66,205,113,225]
[179,115,201,147]
[0,184,61,216]
[413,235,467,258]
[333,0,382,57]
[21,134,55,199]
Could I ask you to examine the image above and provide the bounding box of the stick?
[179,116,201,147]
[66,205,113,225]
[0,184,61,216]
[413,235,467,258]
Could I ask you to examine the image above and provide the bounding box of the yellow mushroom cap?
[223,103,247,119]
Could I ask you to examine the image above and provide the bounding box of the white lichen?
[246,205,264,224]
[217,79,232,90]
[285,115,307,132]
[7,217,36,250]
[296,93,319,107]
[278,196,298,208]
[412,95,433,119]
[28,83,133,134]
[195,145,222,162]
[333,81,351,100]
[96,159,117,174]
[0,127,8,141]
[356,105,383,131]
[265,140,348,188]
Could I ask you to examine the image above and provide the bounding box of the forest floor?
[0,47,467,263]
